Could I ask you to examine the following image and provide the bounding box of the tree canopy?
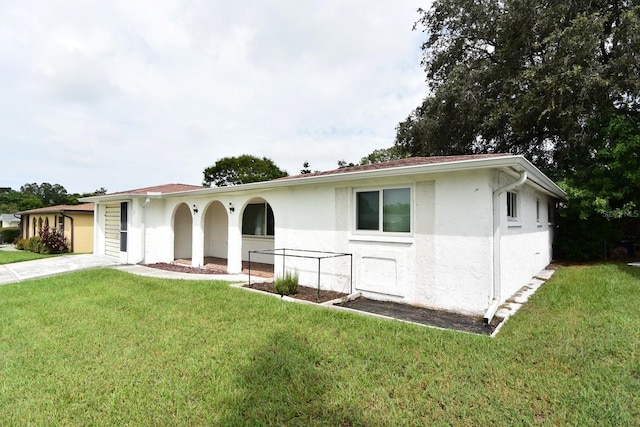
[396,0,640,176]
[395,0,640,259]
[358,146,407,165]
[0,184,107,214]
[202,155,288,187]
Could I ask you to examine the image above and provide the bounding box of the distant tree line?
[0,183,107,213]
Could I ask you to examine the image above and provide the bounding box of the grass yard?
[0,264,638,425]
[0,250,52,264]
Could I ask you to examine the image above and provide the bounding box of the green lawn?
[0,265,638,425]
[0,250,52,264]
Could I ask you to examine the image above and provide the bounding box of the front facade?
[17,204,95,253]
[83,155,565,320]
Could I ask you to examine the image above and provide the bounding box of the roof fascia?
[80,192,164,203]
[82,155,566,202]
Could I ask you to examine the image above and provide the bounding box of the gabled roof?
[16,203,94,215]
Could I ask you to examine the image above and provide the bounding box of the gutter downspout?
[60,212,74,253]
[484,170,528,324]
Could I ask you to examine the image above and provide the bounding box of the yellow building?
[17,204,94,253]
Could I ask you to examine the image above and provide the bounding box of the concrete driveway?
[0,254,119,285]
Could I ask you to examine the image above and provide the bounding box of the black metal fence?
[248,248,353,301]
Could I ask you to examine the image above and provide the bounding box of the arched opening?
[173,203,193,262]
[37,217,43,234]
[241,198,275,275]
[202,201,229,268]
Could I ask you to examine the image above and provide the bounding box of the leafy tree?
[17,195,44,211]
[66,188,109,205]
[337,160,356,169]
[0,188,23,213]
[553,112,640,259]
[203,155,288,187]
[20,183,69,206]
[359,146,408,165]
[396,1,640,178]
[337,146,408,169]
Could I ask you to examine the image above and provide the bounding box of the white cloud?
[0,0,428,193]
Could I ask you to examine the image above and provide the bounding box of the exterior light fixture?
[192,205,198,214]
[229,203,235,212]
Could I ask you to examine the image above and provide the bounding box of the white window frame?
[506,191,519,221]
[353,186,412,236]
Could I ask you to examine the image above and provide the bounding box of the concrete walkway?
[0,247,264,285]
[0,254,119,285]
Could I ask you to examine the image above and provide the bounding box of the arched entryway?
[203,200,229,267]
[173,203,193,261]
[241,198,275,270]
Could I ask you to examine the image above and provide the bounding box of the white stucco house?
[82,154,565,322]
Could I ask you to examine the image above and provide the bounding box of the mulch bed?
[244,282,348,304]
[337,297,500,335]
[144,263,227,275]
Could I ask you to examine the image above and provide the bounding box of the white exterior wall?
[93,203,106,256]
[500,184,555,300]
[203,201,228,259]
[261,171,495,315]
[142,198,171,264]
[431,171,494,315]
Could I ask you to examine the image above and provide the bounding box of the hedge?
[0,227,21,244]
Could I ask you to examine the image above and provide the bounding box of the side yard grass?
[0,264,638,425]
[0,250,51,264]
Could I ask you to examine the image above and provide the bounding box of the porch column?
[192,211,204,267]
[227,216,242,274]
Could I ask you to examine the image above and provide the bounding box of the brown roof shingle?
[17,203,94,215]
[281,153,512,180]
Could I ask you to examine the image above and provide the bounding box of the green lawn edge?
[0,265,638,425]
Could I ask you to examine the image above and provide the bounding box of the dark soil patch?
[244,282,348,304]
[144,263,227,275]
[337,297,501,335]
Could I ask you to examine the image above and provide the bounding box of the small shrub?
[274,270,299,296]
[24,236,42,253]
[38,225,69,254]
[14,238,26,250]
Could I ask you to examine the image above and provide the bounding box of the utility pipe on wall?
[484,170,528,324]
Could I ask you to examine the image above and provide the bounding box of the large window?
[242,203,274,236]
[356,188,411,233]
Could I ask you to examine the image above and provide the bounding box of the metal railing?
[248,248,353,302]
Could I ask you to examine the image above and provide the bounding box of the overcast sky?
[1,1,428,194]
